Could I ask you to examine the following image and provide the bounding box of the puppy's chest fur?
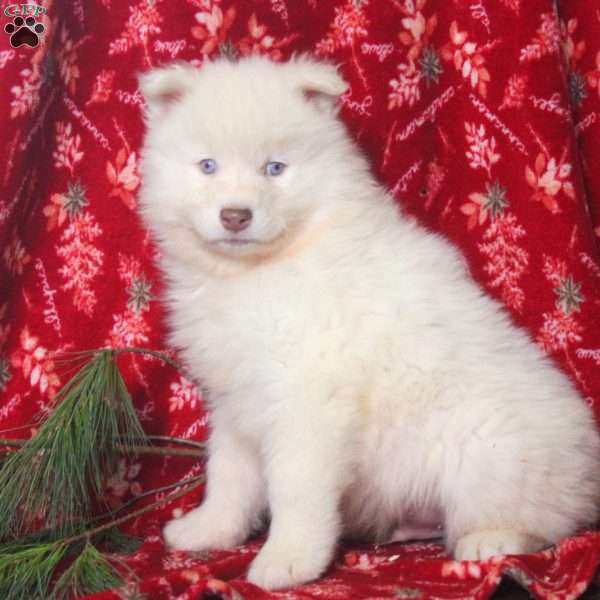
[169,253,440,410]
[170,259,374,405]
[168,254,457,527]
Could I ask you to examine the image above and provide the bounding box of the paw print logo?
[4,16,45,48]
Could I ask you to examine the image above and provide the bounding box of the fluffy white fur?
[138,56,600,590]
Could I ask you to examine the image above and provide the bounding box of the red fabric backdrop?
[1,1,600,598]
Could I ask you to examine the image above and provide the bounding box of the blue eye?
[199,159,217,174]
[264,161,287,177]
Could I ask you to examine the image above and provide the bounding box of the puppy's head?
[138,56,363,272]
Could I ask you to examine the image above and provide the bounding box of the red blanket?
[2,1,600,598]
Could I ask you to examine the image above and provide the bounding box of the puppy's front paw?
[246,539,329,590]
[163,506,244,552]
[454,529,546,561]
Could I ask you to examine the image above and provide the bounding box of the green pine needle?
[0,528,65,551]
[0,540,127,600]
[0,543,67,600]
[0,350,147,540]
[96,527,143,555]
[53,541,124,600]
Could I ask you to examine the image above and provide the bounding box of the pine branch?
[0,346,207,598]
[0,350,148,539]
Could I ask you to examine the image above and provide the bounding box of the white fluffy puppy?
[138,56,600,590]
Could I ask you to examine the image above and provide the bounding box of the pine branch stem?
[91,474,206,523]
[53,347,189,377]
[0,346,208,598]
[0,439,204,458]
[121,435,206,450]
[64,475,205,546]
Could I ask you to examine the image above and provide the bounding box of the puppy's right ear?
[138,63,198,118]
[291,55,348,113]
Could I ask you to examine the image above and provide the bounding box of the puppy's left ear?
[138,62,198,118]
[293,57,348,112]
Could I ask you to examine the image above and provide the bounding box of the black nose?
[220,208,252,233]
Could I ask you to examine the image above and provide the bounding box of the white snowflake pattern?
[106,255,152,348]
[538,309,583,353]
[478,212,529,311]
[57,212,104,317]
[542,255,567,287]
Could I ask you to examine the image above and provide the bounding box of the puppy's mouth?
[215,238,261,246]
[210,228,288,249]
[188,218,294,260]
[206,234,285,257]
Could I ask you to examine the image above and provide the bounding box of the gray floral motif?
[0,355,11,391]
[63,179,88,216]
[419,46,443,86]
[554,275,584,314]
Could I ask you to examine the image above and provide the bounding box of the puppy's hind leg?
[454,529,546,561]
[443,429,556,561]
